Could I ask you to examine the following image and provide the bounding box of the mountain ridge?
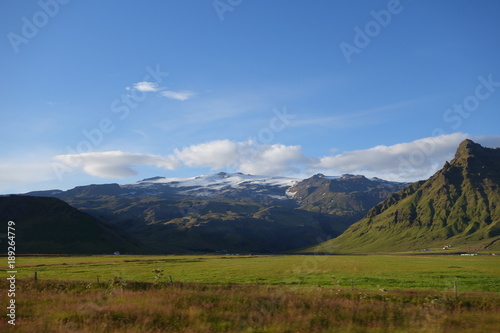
[303,139,500,254]
[20,173,407,253]
[0,195,146,254]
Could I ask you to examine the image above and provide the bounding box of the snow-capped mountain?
[26,172,407,204]
[22,172,409,253]
[108,172,300,203]
[121,172,407,203]
[132,172,299,189]
[123,172,299,200]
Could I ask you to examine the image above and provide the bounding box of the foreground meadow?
[2,255,499,332]
[12,254,500,291]
[1,279,499,332]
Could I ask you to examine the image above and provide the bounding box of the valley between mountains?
[2,139,499,254]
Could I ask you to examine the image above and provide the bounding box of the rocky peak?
[452,139,483,165]
[308,139,500,254]
[449,140,500,178]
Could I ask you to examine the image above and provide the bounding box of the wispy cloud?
[127,81,162,92]
[54,151,179,178]
[292,98,427,128]
[126,81,195,100]
[151,93,268,135]
[160,90,195,101]
[290,112,383,129]
[184,94,264,122]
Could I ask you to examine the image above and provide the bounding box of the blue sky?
[1,0,500,194]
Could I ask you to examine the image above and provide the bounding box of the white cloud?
[47,133,500,183]
[174,140,239,169]
[173,140,307,175]
[315,133,470,181]
[127,81,161,92]
[51,140,308,180]
[160,90,195,101]
[0,162,54,192]
[125,82,195,100]
[237,142,307,175]
[54,151,179,178]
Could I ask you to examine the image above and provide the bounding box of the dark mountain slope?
[54,195,350,253]
[304,140,500,253]
[288,174,406,217]
[0,195,146,254]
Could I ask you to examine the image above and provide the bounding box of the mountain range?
[3,139,499,254]
[16,173,406,254]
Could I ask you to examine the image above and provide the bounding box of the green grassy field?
[2,255,499,332]
[13,254,500,292]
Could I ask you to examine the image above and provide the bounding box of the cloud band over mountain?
[51,133,500,183]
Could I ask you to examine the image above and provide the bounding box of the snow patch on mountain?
[128,172,300,190]
[122,172,407,201]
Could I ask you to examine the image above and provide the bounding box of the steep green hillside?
[304,140,500,254]
[0,196,146,254]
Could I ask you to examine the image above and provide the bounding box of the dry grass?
[1,279,499,332]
